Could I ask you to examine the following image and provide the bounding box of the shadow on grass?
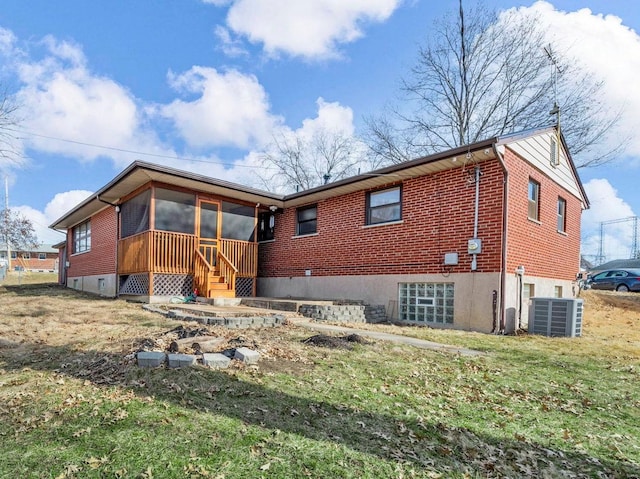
[1,340,639,478]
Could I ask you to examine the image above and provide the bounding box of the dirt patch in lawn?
[302,333,371,350]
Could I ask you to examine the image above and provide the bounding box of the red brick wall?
[67,207,118,277]
[16,254,57,271]
[259,159,505,278]
[503,148,582,280]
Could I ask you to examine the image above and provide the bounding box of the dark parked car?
[586,269,640,292]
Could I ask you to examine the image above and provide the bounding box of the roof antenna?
[544,44,562,165]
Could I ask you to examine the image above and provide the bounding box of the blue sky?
[0,0,638,262]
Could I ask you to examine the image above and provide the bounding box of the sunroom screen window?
[367,187,401,225]
[221,202,255,241]
[120,189,150,238]
[154,188,195,234]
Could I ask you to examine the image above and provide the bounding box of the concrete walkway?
[292,319,484,357]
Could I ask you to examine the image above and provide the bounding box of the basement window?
[399,283,454,324]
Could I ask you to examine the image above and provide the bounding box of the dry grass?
[0,277,639,478]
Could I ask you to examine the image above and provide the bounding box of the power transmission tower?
[595,216,640,264]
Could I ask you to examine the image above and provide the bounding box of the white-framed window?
[554,286,563,298]
[528,179,540,221]
[523,283,535,299]
[557,197,566,233]
[73,220,91,253]
[22,253,31,259]
[38,253,46,260]
[399,282,454,324]
[296,205,317,236]
[367,186,402,225]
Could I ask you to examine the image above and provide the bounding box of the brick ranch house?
[0,243,58,272]
[50,126,588,333]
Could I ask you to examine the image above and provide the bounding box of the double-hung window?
[367,186,401,225]
[73,220,91,253]
[296,205,317,236]
[557,197,566,232]
[528,179,540,221]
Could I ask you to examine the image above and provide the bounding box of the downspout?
[96,195,120,297]
[492,145,508,334]
[471,165,481,271]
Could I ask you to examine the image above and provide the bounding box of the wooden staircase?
[204,269,235,298]
[194,249,237,299]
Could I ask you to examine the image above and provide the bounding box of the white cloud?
[219,0,401,60]
[12,190,93,245]
[297,97,355,139]
[581,179,636,261]
[518,1,640,158]
[14,38,141,163]
[159,66,282,149]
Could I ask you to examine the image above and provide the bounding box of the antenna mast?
[544,44,561,165]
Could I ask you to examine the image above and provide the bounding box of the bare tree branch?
[0,88,22,166]
[365,0,623,168]
[257,128,367,192]
[1,208,39,251]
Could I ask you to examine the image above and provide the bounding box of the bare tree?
[1,208,39,252]
[0,90,21,166]
[258,128,366,192]
[366,0,622,167]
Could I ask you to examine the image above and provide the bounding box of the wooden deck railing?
[119,231,196,275]
[118,232,257,290]
[118,231,151,274]
[220,239,258,277]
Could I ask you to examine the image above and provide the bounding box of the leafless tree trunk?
[258,128,366,192]
[0,90,21,167]
[366,0,622,168]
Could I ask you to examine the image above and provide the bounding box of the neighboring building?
[0,243,59,272]
[589,258,640,274]
[50,126,588,333]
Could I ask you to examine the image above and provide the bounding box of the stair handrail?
[193,249,214,296]
[217,250,238,292]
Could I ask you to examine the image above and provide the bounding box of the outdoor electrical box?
[444,253,459,265]
[467,238,482,254]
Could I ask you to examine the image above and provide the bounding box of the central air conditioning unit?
[529,297,583,337]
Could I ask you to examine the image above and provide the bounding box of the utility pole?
[4,176,10,271]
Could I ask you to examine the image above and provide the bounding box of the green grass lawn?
[0,282,638,478]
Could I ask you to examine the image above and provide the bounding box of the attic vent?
[550,136,559,167]
[529,297,583,337]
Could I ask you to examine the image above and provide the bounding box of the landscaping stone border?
[142,304,286,328]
